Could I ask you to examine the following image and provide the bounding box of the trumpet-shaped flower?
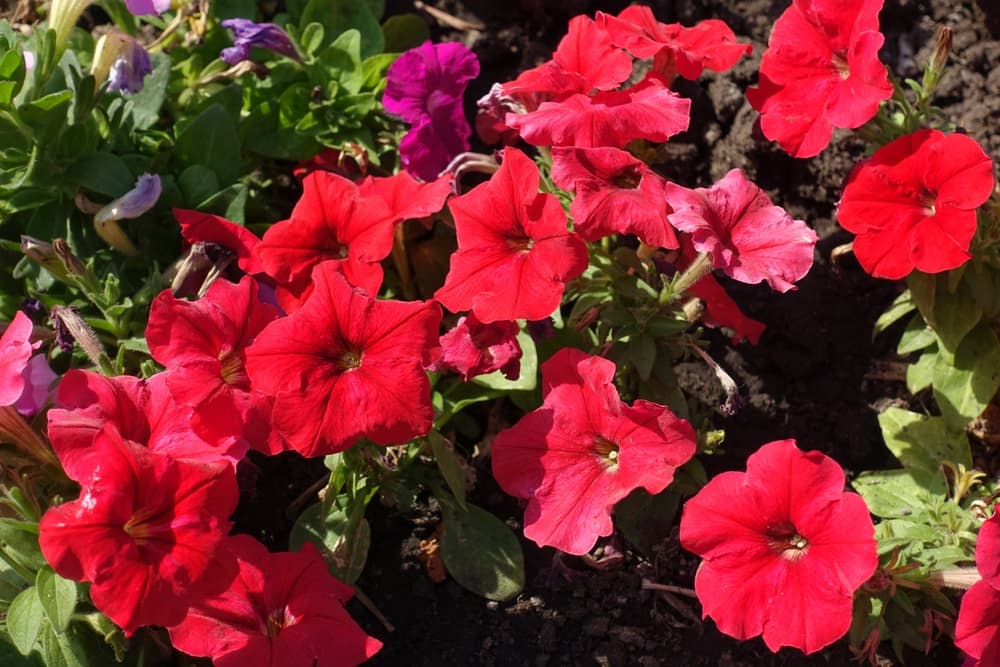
[146,276,280,453]
[955,509,1000,666]
[746,0,893,157]
[665,169,818,292]
[246,264,441,457]
[384,41,479,181]
[551,146,676,248]
[680,439,878,654]
[434,148,588,322]
[167,535,382,667]
[39,426,238,635]
[221,19,299,65]
[837,129,995,279]
[492,348,696,555]
[598,7,750,82]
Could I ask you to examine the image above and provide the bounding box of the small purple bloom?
[95,173,162,225]
[384,41,479,181]
[124,0,170,15]
[108,39,152,94]
[220,19,299,65]
[15,355,57,417]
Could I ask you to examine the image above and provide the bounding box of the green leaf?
[964,259,1000,318]
[932,323,1000,427]
[905,346,936,394]
[930,277,982,352]
[213,0,256,19]
[34,568,76,634]
[360,52,397,92]
[897,314,936,354]
[299,22,325,56]
[628,335,656,381]
[300,0,383,57]
[289,502,371,584]
[0,519,45,573]
[439,500,524,601]
[6,587,43,656]
[177,165,221,208]
[65,152,134,198]
[175,104,241,186]
[126,52,169,130]
[873,290,915,339]
[381,13,430,53]
[614,488,680,556]
[427,430,467,509]
[878,406,971,476]
[852,469,938,518]
[472,330,538,391]
[39,620,107,667]
[908,271,935,325]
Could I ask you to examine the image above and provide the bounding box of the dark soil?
[246,0,1000,665]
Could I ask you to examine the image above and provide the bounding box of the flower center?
[766,523,810,560]
[919,186,937,216]
[218,345,249,388]
[506,236,535,252]
[123,509,161,546]
[831,51,850,79]
[593,436,620,468]
[612,165,642,190]
[263,607,297,638]
[339,349,363,370]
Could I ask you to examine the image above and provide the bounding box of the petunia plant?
[0,0,996,665]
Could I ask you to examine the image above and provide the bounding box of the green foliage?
[438,497,525,601]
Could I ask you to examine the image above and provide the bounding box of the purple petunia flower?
[108,38,152,94]
[95,173,162,225]
[383,41,479,181]
[124,0,170,15]
[220,19,299,65]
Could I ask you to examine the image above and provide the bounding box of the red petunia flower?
[39,426,238,635]
[146,276,281,454]
[956,509,1000,666]
[434,148,588,322]
[355,171,453,225]
[746,0,893,158]
[167,535,381,667]
[507,76,690,149]
[688,273,767,345]
[246,264,441,457]
[551,146,676,248]
[598,6,750,82]
[255,170,395,310]
[492,348,696,555]
[548,15,633,92]
[837,129,995,279]
[679,439,878,654]
[666,169,818,292]
[429,314,522,382]
[47,370,242,480]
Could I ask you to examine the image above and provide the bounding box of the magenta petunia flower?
[680,439,878,654]
[167,535,381,667]
[383,41,479,181]
[492,348,696,555]
[429,314,522,382]
[665,169,818,292]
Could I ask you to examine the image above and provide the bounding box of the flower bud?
[930,25,952,74]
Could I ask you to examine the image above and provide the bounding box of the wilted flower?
[220,19,299,65]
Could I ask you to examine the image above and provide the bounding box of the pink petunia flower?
[665,169,818,292]
[39,426,239,635]
[837,129,995,279]
[434,148,588,323]
[551,146,676,248]
[746,0,893,158]
[383,41,479,181]
[492,348,696,555]
[167,534,381,667]
[598,6,751,82]
[0,311,42,406]
[246,264,442,457]
[429,314,522,382]
[680,439,878,654]
[955,509,1000,666]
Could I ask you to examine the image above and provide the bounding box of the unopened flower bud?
[930,25,952,74]
[53,238,89,278]
[50,305,110,372]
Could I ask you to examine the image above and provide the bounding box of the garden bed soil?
[237,0,1000,664]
